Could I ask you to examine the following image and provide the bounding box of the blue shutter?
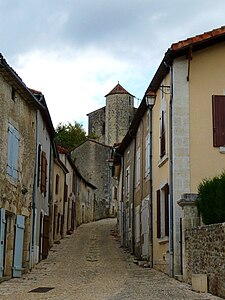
[0,208,6,277]
[12,215,25,277]
[7,124,19,180]
[7,125,14,176]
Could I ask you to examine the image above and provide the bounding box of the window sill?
[219,147,225,154]
[158,154,168,168]
[158,236,169,244]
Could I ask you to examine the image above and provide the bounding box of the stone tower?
[87,83,136,146]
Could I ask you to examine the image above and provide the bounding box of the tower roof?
[105,83,134,97]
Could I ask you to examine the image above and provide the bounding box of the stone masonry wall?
[87,107,105,144]
[185,223,225,298]
[72,140,112,220]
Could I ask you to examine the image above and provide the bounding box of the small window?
[55,174,59,194]
[65,184,68,202]
[102,122,105,135]
[11,88,16,101]
[87,190,91,207]
[125,166,130,197]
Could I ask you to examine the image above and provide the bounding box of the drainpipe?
[169,64,174,277]
[131,137,136,254]
[149,106,153,268]
[120,155,124,246]
[30,111,38,269]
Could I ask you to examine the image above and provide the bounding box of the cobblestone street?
[0,219,222,300]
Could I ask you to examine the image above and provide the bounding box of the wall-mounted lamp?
[145,91,156,108]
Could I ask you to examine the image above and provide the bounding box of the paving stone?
[0,218,222,300]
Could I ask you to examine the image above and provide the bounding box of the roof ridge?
[172,25,225,51]
[105,82,134,97]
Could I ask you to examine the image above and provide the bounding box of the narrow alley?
[0,219,222,300]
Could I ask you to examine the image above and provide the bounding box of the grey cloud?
[1,0,225,65]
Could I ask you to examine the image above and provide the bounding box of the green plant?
[55,121,86,151]
[197,171,225,225]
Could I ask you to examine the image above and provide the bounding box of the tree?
[55,121,86,151]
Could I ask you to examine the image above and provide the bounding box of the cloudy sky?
[1,0,225,132]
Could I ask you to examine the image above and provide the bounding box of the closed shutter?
[164,184,169,237]
[41,151,47,195]
[7,124,19,179]
[212,95,225,147]
[156,190,161,238]
[13,215,25,277]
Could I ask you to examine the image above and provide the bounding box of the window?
[72,171,76,193]
[55,174,59,194]
[136,148,140,185]
[87,190,91,207]
[114,186,118,199]
[212,95,225,147]
[11,88,16,101]
[41,151,47,195]
[77,177,81,195]
[65,184,68,202]
[125,166,130,197]
[145,134,150,176]
[156,184,169,239]
[102,122,105,135]
[7,123,19,180]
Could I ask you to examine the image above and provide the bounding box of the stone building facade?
[87,83,136,146]
[72,139,112,220]
[0,54,40,277]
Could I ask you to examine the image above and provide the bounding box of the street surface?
[0,218,222,300]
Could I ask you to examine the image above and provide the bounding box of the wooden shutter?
[41,151,47,195]
[7,124,19,179]
[156,190,161,238]
[212,95,225,147]
[164,184,169,237]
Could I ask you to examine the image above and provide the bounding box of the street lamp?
[145,90,156,108]
[145,90,156,268]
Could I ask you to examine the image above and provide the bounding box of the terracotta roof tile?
[105,83,133,97]
[172,25,225,51]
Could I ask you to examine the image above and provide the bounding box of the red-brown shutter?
[156,190,161,238]
[41,151,47,195]
[212,95,225,147]
[164,184,169,237]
